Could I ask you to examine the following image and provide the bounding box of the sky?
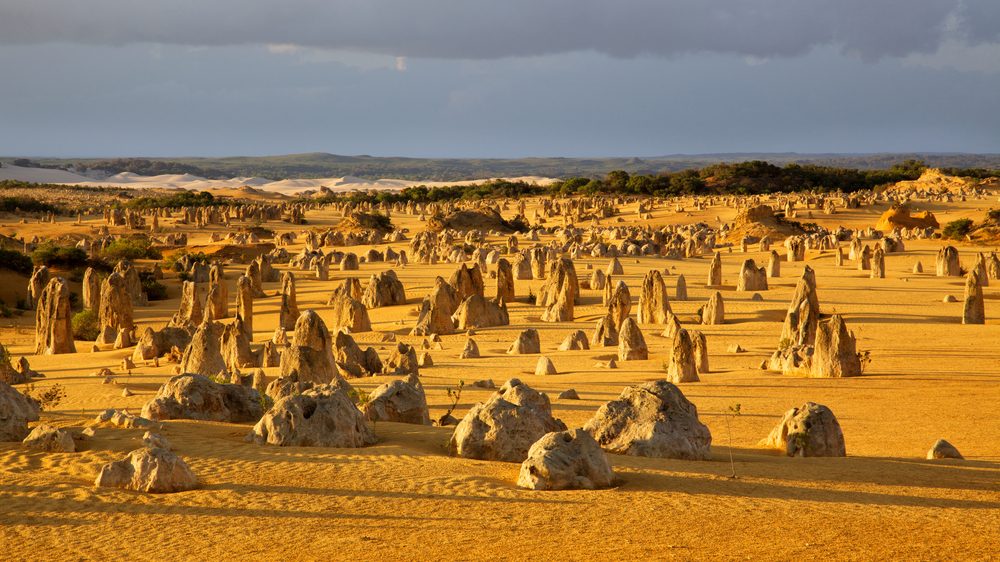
[1,0,999,158]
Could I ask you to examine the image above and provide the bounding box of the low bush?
[32,243,88,268]
[0,249,33,274]
[71,309,100,341]
[943,218,973,240]
[99,237,161,261]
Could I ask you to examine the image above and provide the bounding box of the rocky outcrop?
[927,439,963,460]
[606,281,632,328]
[96,447,198,493]
[508,328,541,354]
[701,291,725,325]
[248,384,376,447]
[141,374,263,422]
[179,321,227,377]
[617,317,648,361]
[96,272,134,348]
[707,251,722,286]
[170,281,205,328]
[383,343,419,377]
[736,259,768,292]
[452,295,509,330]
[328,292,373,333]
[362,271,407,308]
[558,330,589,351]
[236,274,254,336]
[496,258,515,303]
[811,315,861,378]
[280,310,338,383]
[411,277,459,336]
[780,266,819,346]
[22,424,75,452]
[0,382,40,441]
[762,402,845,457]
[448,378,566,462]
[278,272,300,331]
[362,376,430,425]
[637,270,671,325]
[936,246,961,277]
[590,314,618,347]
[82,267,101,311]
[132,326,192,362]
[962,271,985,325]
[449,263,485,302]
[538,258,579,322]
[584,380,711,460]
[666,329,699,383]
[34,277,75,355]
[517,429,615,490]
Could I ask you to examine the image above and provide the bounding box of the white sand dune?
[0,165,558,195]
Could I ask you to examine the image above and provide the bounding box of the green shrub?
[943,218,973,240]
[139,271,168,301]
[0,249,33,274]
[71,309,100,341]
[32,243,88,268]
[100,237,161,261]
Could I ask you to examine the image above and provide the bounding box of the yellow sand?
[1,196,998,561]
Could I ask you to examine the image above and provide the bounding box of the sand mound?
[725,204,804,242]
[336,211,394,234]
[427,208,527,232]
[875,204,939,231]
[888,169,978,194]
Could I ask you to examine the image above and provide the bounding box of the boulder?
[328,292,372,333]
[96,272,134,348]
[248,384,376,447]
[362,376,430,425]
[508,328,541,354]
[95,447,197,493]
[701,291,725,325]
[141,374,264,423]
[558,330,589,351]
[448,378,566,462]
[584,380,711,460]
[811,315,861,378]
[762,402,846,457]
[452,294,509,330]
[927,439,963,460]
[179,321,227,377]
[617,317,648,361]
[22,424,75,452]
[280,310,337,383]
[534,356,557,375]
[517,429,615,490]
[0,381,40,441]
[362,270,407,308]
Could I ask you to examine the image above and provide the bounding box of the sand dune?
[0,165,557,195]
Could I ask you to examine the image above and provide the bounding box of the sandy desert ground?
[0,192,998,561]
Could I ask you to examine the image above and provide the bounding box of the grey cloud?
[0,0,994,60]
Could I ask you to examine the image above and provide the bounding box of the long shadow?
[207,482,585,505]
[619,469,1000,509]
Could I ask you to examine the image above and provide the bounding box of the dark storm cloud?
[0,0,995,60]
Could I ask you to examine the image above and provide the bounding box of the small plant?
[526,289,537,305]
[71,309,100,341]
[139,270,168,301]
[349,387,370,407]
[777,338,793,351]
[725,403,742,479]
[25,383,67,411]
[857,350,872,374]
[942,218,973,240]
[442,380,465,421]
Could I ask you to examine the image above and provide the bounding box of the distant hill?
[4,152,1000,182]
